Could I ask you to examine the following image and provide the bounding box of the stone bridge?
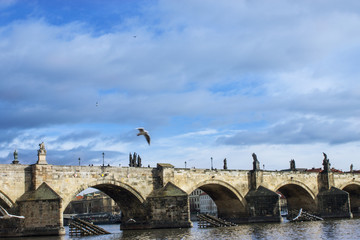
[1,146,360,237]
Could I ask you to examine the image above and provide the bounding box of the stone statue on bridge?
[12,149,19,164]
[137,155,142,167]
[38,142,46,154]
[129,152,142,167]
[223,158,227,170]
[322,152,331,173]
[252,153,260,171]
[36,142,47,164]
[290,159,296,171]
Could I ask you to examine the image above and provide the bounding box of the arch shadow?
[275,181,317,213]
[188,179,247,223]
[63,179,147,225]
[341,182,360,217]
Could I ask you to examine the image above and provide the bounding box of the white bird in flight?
[137,127,150,145]
[0,205,25,219]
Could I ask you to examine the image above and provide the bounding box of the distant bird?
[137,127,150,145]
[96,102,99,107]
[0,205,25,219]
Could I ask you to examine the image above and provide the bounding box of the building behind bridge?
[189,188,217,217]
[64,191,120,214]
[64,191,121,224]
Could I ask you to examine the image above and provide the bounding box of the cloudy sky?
[1,0,360,171]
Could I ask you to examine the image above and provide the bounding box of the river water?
[9,219,360,240]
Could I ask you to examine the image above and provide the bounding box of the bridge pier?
[245,187,282,223]
[245,162,282,223]
[145,182,192,229]
[317,170,352,219]
[0,182,65,237]
[317,187,352,219]
[245,161,282,222]
[120,182,192,230]
[17,182,65,236]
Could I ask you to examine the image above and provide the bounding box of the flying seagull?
[137,127,150,145]
[0,205,25,219]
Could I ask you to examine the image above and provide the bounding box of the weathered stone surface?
[146,182,192,229]
[317,187,352,219]
[17,182,65,236]
[0,217,25,237]
[148,182,187,197]
[245,186,282,223]
[18,182,61,201]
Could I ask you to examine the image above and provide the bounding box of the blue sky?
[1,0,360,171]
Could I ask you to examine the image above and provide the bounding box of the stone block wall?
[0,218,25,237]
[245,186,282,223]
[317,187,352,219]
[146,195,192,228]
[18,199,65,236]
[19,200,61,228]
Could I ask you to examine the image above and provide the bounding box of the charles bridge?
[1,143,360,237]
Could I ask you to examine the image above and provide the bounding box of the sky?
[1,0,360,172]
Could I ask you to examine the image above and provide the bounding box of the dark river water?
[9,219,360,240]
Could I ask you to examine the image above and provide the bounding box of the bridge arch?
[188,179,247,222]
[275,181,317,213]
[340,182,360,217]
[63,179,147,224]
[63,179,145,209]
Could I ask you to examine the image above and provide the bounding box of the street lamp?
[78,157,80,166]
[185,161,187,169]
[211,157,213,170]
[102,152,105,166]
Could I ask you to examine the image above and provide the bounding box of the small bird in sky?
[96,101,99,107]
[137,127,150,145]
[0,205,25,219]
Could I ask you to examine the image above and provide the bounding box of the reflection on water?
[7,219,360,240]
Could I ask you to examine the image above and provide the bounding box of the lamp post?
[102,152,105,166]
[211,157,213,170]
[78,157,80,166]
[185,161,187,169]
